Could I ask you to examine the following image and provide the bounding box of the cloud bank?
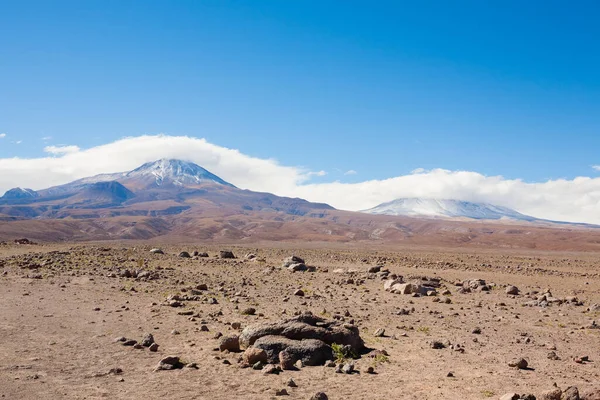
[1,134,599,224]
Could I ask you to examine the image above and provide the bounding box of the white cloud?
[44,145,81,155]
[42,136,52,141]
[344,170,357,175]
[308,170,327,177]
[593,165,600,172]
[0,133,6,139]
[0,134,600,224]
[14,140,22,145]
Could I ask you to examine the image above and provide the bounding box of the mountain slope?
[0,159,332,219]
[362,198,537,221]
[121,159,235,189]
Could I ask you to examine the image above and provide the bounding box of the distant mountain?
[0,159,333,219]
[121,159,235,189]
[1,188,39,202]
[362,198,537,222]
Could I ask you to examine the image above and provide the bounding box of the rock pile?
[220,312,365,370]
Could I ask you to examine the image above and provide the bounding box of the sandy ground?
[2,242,600,399]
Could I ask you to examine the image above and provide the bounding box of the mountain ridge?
[362,198,537,221]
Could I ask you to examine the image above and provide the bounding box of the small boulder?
[508,358,529,369]
[154,356,184,371]
[219,335,240,352]
[220,250,235,259]
[368,265,382,273]
[539,388,562,400]
[242,348,268,365]
[141,333,155,347]
[310,393,328,400]
[282,256,305,267]
[178,251,191,258]
[500,394,520,400]
[279,350,296,370]
[150,248,164,254]
[288,263,308,272]
[506,285,520,295]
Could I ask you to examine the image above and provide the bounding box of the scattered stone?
[366,366,375,374]
[263,364,281,375]
[547,351,560,360]
[539,388,562,400]
[178,251,191,258]
[149,343,159,352]
[150,248,164,254]
[154,356,184,371]
[220,250,235,259]
[342,362,354,374]
[506,285,520,295]
[252,361,265,370]
[286,378,297,387]
[472,327,482,334]
[373,328,385,337]
[288,263,308,272]
[431,340,446,349]
[198,252,209,257]
[508,358,528,369]
[500,394,520,400]
[282,256,305,268]
[275,389,288,396]
[141,333,155,347]
[219,335,240,352]
[309,393,328,400]
[242,307,256,315]
[122,339,137,346]
[294,289,305,297]
[368,265,382,273]
[242,348,268,365]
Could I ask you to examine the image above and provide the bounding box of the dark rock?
[178,251,191,258]
[239,313,365,354]
[253,336,333,366]
[508,358,528,369]
[220,251,235,259]
[368,265,382,273]
[154,356,184,371]
[141,333,155,347]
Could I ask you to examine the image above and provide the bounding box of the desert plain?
[2,240,600,400]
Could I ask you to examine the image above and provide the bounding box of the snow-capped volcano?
[362,198,536,221]
[122,159,235,188]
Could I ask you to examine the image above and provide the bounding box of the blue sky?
[1,0,599,183]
